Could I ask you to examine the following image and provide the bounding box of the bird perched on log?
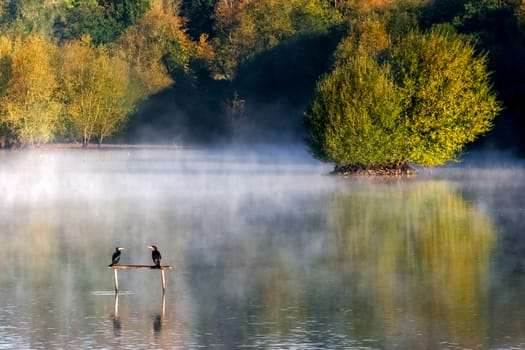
[148,245,162,268]
[109,247,124,267]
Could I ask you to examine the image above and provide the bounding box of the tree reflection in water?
[0,149,515,349]
[327,180,496,349]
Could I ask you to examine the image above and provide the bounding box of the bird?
[148,245,162,268]
[109,247,124,267]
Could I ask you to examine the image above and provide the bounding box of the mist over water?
[1,147,525,349]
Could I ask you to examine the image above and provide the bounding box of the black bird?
[109,247,124,267]
[148,245,162,268]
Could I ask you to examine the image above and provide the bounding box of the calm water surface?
[1,147,525,349]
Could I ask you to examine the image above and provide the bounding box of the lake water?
[1,147,525,349]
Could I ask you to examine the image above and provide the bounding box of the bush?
[306,23,501,170]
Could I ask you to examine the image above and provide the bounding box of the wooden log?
[108,264,172,270]
[108,264,173,293]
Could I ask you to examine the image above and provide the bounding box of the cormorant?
[148,245,162,268]
[109,247,124,267]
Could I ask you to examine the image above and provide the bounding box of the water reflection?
[179,178,498,349]
[327,180,496,349]
[152,314,162,335]
[1,149,524,349]
[112,294,121,337]
[108,288,169,345]
[152,292,166,336]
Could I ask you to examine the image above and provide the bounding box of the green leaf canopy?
[306,24,501,168]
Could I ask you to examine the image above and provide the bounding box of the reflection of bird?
[148,245,162,268]
[109,247,124,267]
[153,314,162,334]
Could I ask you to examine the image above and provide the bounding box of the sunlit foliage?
[0,36,12,98]
[211,0,248,79]
[0,34,61,145]
[116,0,194,94]
[306,21,501,168]
[0,0,519,149]
[393,25,501,165]
[212,0,341,79]
[306,16,406,166]
[61,37,134,146]
[212,0,247,38]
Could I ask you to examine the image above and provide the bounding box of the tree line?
[0,0,523,169]
[0,0,208,147]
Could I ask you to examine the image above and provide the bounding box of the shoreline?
[1,143,186,150]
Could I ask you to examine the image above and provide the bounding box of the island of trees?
[0,0,523,173]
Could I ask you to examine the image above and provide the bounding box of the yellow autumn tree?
[0,36,12,100]
[61,36,134,146]
[0,34,61,145]
[116,0,196,96]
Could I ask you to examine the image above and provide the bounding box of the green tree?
[0,0,63,36]
[0,34,61,145]
[53,0,150,44]
[306,16,406,167]
[0,36,12,96]
[100,0,150,27]
[53,1,121,44]
[210,0,247,79]
[116,0,194,95]
[61,37,134,146]
[306,24,501,171]
[393,25,501,165]
[212,0,341,79]
[0,35,13,146]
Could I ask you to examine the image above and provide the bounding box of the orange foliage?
[197,33,215,61]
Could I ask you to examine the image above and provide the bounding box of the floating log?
[109,265,172,270]
[108,265,173,293]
